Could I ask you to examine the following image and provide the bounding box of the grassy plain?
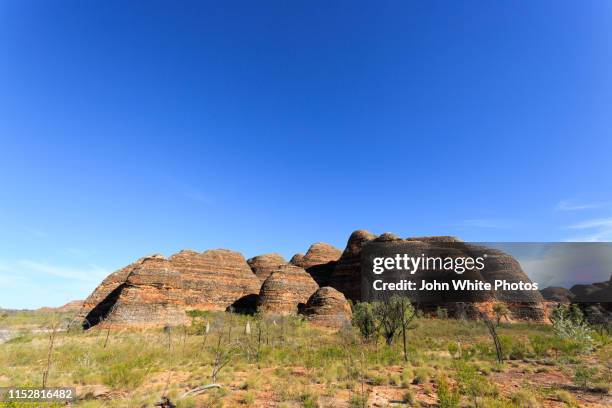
[0,309,610,407]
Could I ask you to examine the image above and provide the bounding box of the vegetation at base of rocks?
[0,309,610,407]
[550,304,594,351]
[492,303,509,326]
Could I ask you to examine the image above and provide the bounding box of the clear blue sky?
[1,1,611,309]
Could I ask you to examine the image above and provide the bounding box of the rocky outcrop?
[93,255,189,328]
[247,253,287,282]
[81,250,261,329]
[328,230,547,322]
[291,242,342,286]
[79,229,553,328]
[301,287,352,329]
[39,300,84,313]
[570,276,612,324]
[257,264,319,315]
[290,253,305,265]
[78,256,158,325]
[328,230,376,301]
[541,287,574,303]
[169,249,261,310]
[291,243,342,269]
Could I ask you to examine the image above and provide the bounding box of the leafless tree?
[211,333,234,382]
[41,318,60,388]
[482,313,503,363]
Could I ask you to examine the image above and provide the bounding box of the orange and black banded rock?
[95,255,189,328]
[81,250,261,328]
[291,242,342,286]
[247,253,287,282]
[257,264,319,315]
[169,249,261,310]
[77,255,162,326]
[301,286,352,329]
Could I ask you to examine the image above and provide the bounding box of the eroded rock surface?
[247,253,287,282]
[81,250,260,329]
[301,286,352,329]
[291,242,342,286]
[328,230,547,322]
[257,264,319,315]
[541,287,575,303]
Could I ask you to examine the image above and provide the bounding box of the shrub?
[447,341,459,358]
[402,390,415,405]
[300,390,320,408]
[551,305,593,351]
[349,393,368,408]
[499,335,530,360]
[510,390,540,408]
[553,390,576,407]
[413,368,430,385]
[102,361,150,389]
[529,335,552,357]
[352,302,378,341]
[573,365,597,389]
[454,361,497,399]
[437,376,460,408]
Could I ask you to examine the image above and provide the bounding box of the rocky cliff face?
[301,286,352,329]
[81,250,261,329]
[257,264,319,315]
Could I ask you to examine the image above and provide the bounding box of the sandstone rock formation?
[301,286,352,329]
[77,255,158,326]
[569,275,612,324]
[291,242,342,286]
[328,230,547,321]
[257,264,319,315]
[81,250,261,329]
[39,300,84,313]
[247,253,287,282]
[328,230,376,301]
[169,249,261,310]
[541,287,575,303]
[78,229,552,328]
[290,253,305,265]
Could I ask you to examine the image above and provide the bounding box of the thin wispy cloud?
[0,260,109,282]
[565,217,612,242]
[460,219,514,229]
[556,200,603,211]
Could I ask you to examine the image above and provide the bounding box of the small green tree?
[373,295,417,352]
[374,298,401,346]
[492,303,509,326]
[352,302,378,342]
[551,305,593,351]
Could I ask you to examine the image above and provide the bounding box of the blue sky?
[1,1,611,309]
